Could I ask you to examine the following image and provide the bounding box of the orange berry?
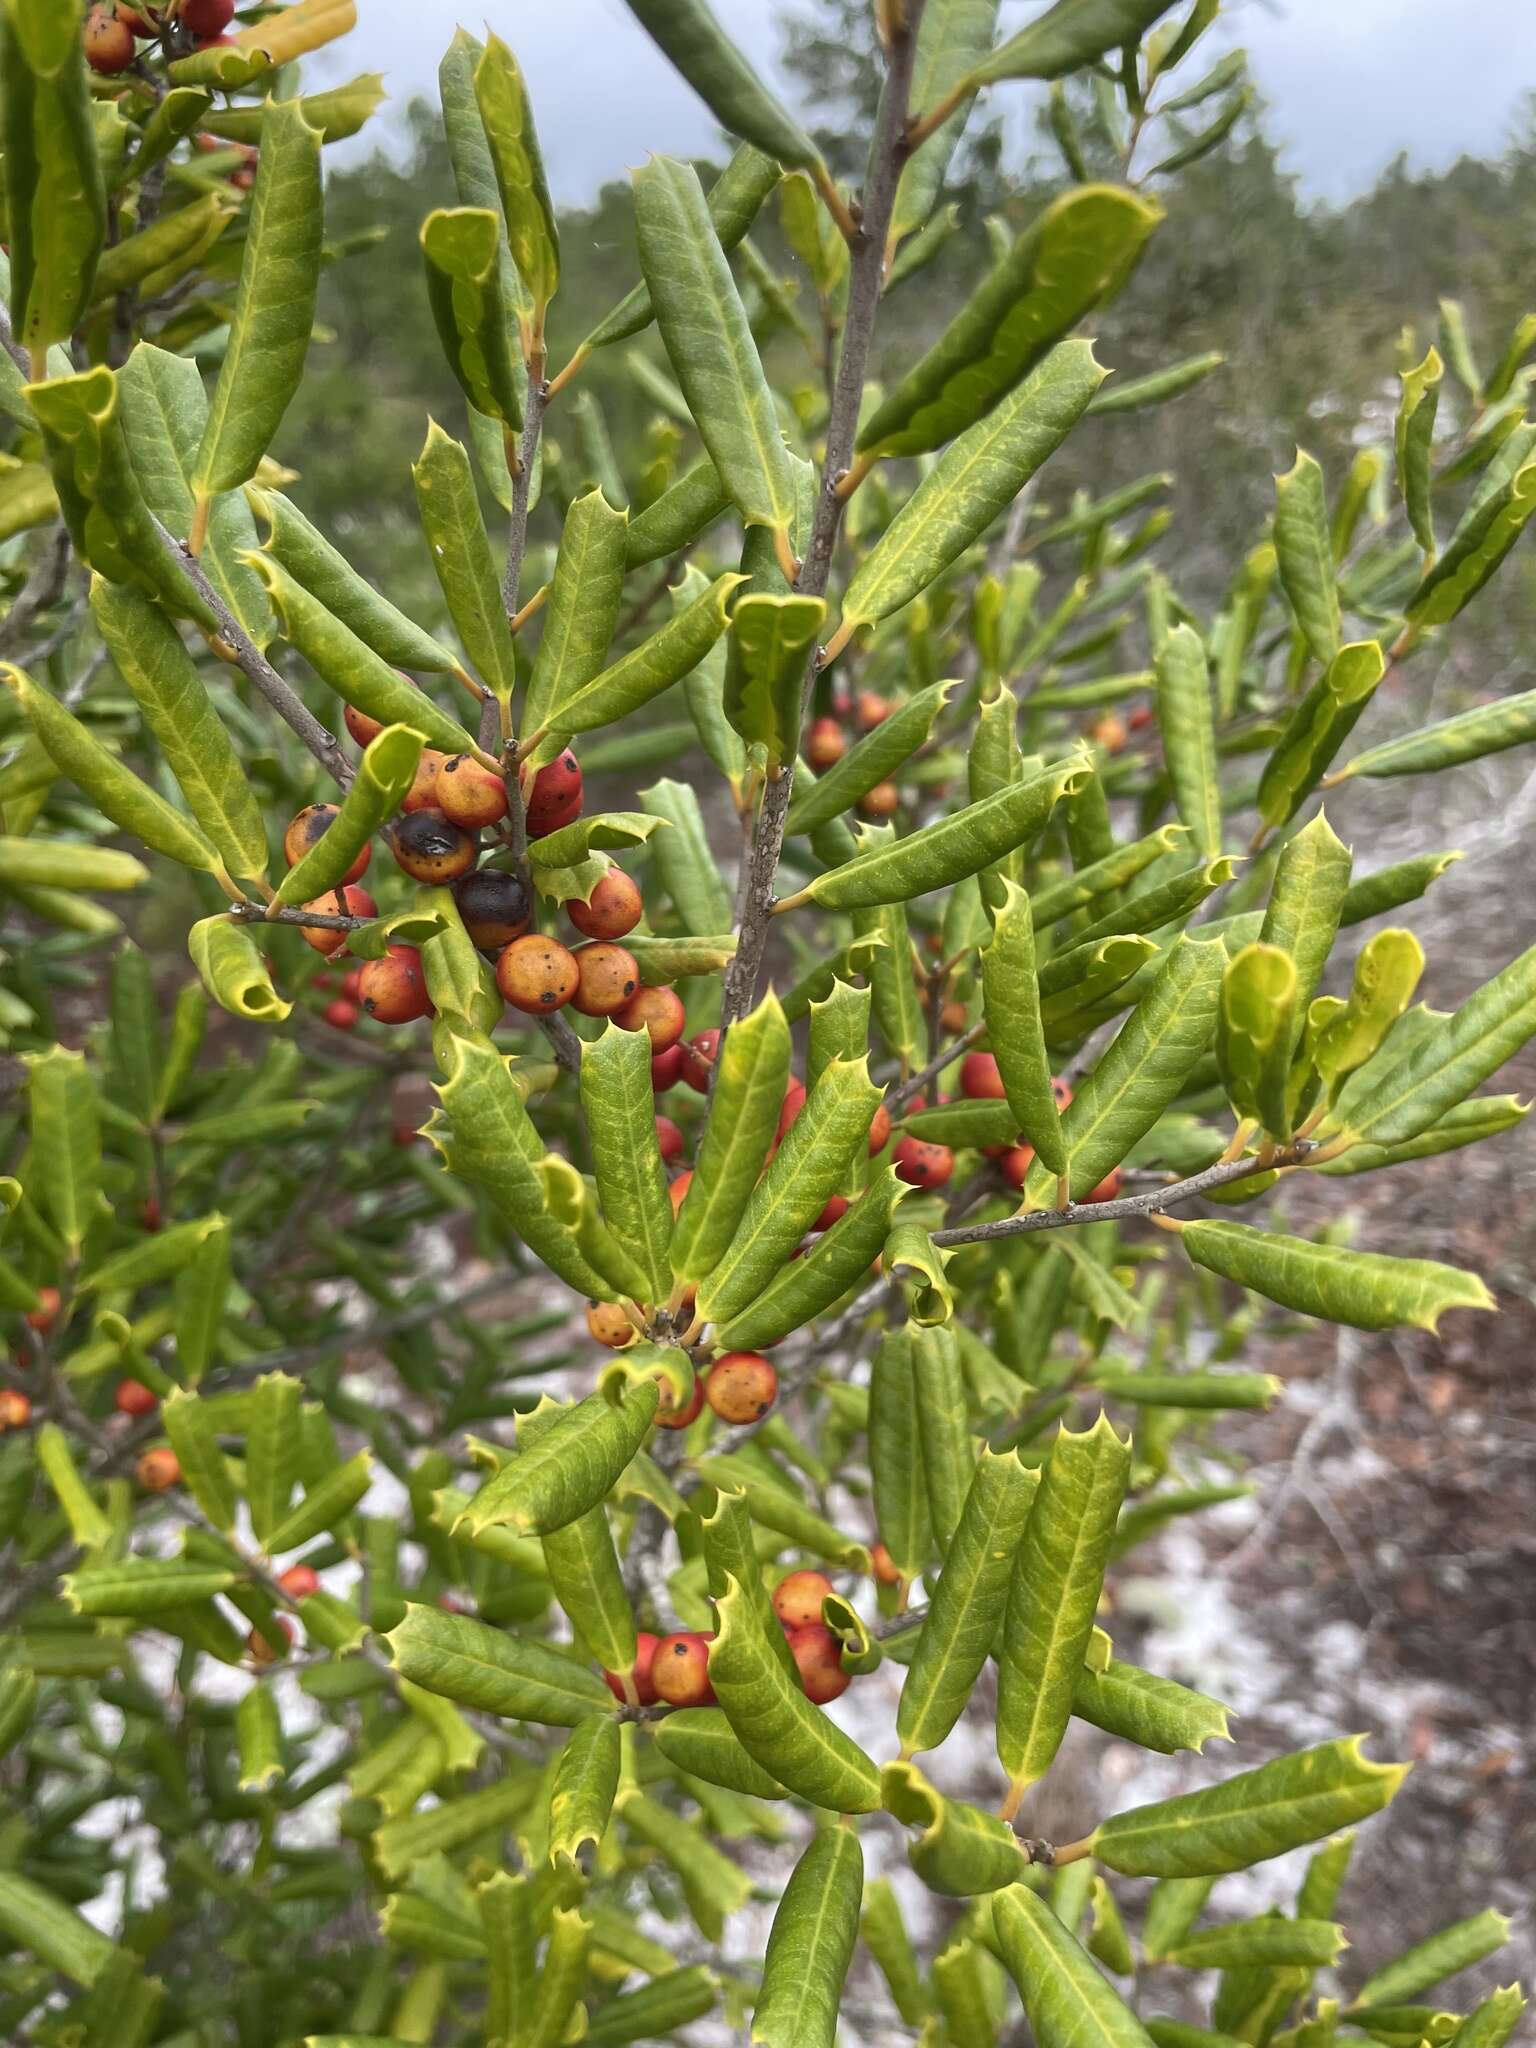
[1089,713,1128,754]
[871,1541,901,1586]
[436,755,508,829]
[388,809,478,884]
[0,1389,32,1431]
[856,691,892,733]
[283,803,370,884]
[772,1569,835,1629]
[247,1615,294,1665]
[1083,1167,1124,1205]
[84,4,135,70]
[454,868,532,951]
[613,984,686,1052]
[655,1371,704,1431]
[859,781,900,819]
[651,1631,715,1707]
[523,749,583,838]
[358,945,433,1025]
[585,1301,635,1349]
[400,747,448,813]
[777,1079,807,1141]
[299,884,376,958]
[496,934,580,1015]
[567,869,643,941]
[570,942,641,1019]
[805,717,847,770]
[114,1378,157,1418]
[278,1564,320,1600]
[668,1170,692,1217]
[704,1351,777,1425]
[343,703,384,747]
[940,999,969,1034]
[894,1137,953,1189]
[136,1447,180,1492]
[24,1285,61,1334]
[786,1622,850,1704]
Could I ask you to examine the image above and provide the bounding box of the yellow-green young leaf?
[520,809,667,869]
[750,1825,863,2045]
[898,1449,1040,1757]
[454,1385,659,1539]
[200,71,383,146]
[1031,824,1188,925]
[1142,1877,1218,1962]
[161,1389,237,1530]
[1334,686,1536,783]
[1408,458,1536,629]
[2,11,105,354]
[968,0,1183,86]
[249,485,457,673]
[472,32,557,319]
[246,553,480,757]
[910,1325,970,1549]
[1179,1219,1493,1333]
[638,777,734,934]
[840,343,1106,635]
[580,1025,674,1306]
[787,680,956,836]
[530,570,744,755]
[982,880,1068,1177]
[371,1778,533,1888]
[263,1452,372,1556]
[619,1788,755,1941]
[34,1421,112,1552]
[870,1330,933,1583]
[1395,347,1442,555]
[633,156,803,543]
[888,1225,955,1328]
[172,1210,230,1385]
[193,99,322,500]
[1156,623,1221,858]
[276,725,423,906]
[622,0,821,173]
[1088,1876,1136,1975]
[893,0,1002,240]
[245,1371,301,1543]
[188,916,291,1024]
[653,1706,788,1799]
[0,457,58,542]
[695,1054,881,1330]
[1093,1737,1408,1878]
[524,489,627,737]
[429,1033,618,1297]
[1023,935,1225,1207]
[420,207,524,431]
[477,1871,536,2048]
[997,1416,1131,1796]
[548,1713,621,1869]
[1217,943,1297,1137]
[788,756,1087,913]
[711,1572,881,1811]
[0,837,144,892]
[412,421,516,701]
[1165,1919,1346,1970]
[883,1760,1031,1896]
[386,1601,614,1725]
[1274,450,1340,667]
[807,978,873,1094]
[534,1157,654,1306]
[779,169,847,297]
[1257,641,1387,829]
[79,1213,222,1299]
[1442,1989,1529,2048]
[1067,856,1237,954]
[672,994,790,1286]
[92,193,234,305]
[994,1882,1156,2048]
[1311,929,1423,1096]
[724,594,825,773]
[23,370,216,627]
[0,1869,119,1989]
[1260,809,1352,1036]
[90,578,269,885]
[711,1167,905,1350]
[1351,1910,1511,2009]
[25,1045,99,1256]
[862,1880,932,2029]
[861,188,1160,459]
[236,1684,284,1793]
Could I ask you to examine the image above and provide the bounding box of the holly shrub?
[0,1,1532,2045]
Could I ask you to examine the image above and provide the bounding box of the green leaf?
[898,1448,1040,1756]
[1395,347,1442,555]
[64,1558,240,1617]
[385,1601,615,1726]
[194,99,322,501]
[893,0,1002,241]
[1315,1094,1527,1177]
[1310,929,1424,1098]
[34,1421,111,1552]
[1092,1736,1408,1877]
[580,1025,674,1307]
[788,681,956,835]
[1073,1657,1232,1754]
[750,1824,863,2045]
[861,188,1160,459]
[1335,685,1536,782]
[90,578,270,885]
[1023,935,1226,1206]
[625,456,731,569]
[711,1167,905,1351]
[0,1869,118,1989]
[1167,1920,1347,1969]
[91,192,234,306]
[0,1666,37,1763]
[1409,456,1536,629]
[1217,943,1297,1138]
[634,155,804,545]
[839,342,1106,636]
[883,1759,1031,1896]
[694,1055,881,1329]
[622,0,823,175]
[411,422,517,701]
[264,1452,372,1556]
[235,1684,284,1794]
[530,569,743,750]
[994,1881,1157,2048]
[420,207,524,432]
[1155,623,1221,857]
[639,777,735,934]
[1179,1218,1493,1333]
[997,1416,1131,1798]
[172,1212,231,1384]
[967,0,1183,85]
[1352,1911,1510,2008]
[724,594,826,773]
[25,1044,99,1257]
[245,1371,301,1543]
[653,1706,787,1799]
[1031,823,1188,925]
[547,1713,621,1869]
[276,725,423,906]
[1260,809,1352,1036]
[585,1968,720,2046]
[248,552,479,755]
[788,755,1086,912]
[1,11,105,355]
[454,1386,659,1538]
[1274,451,1340,667]
[162,1389,238,1531]
[870,1330,932,1584]
[672,993,790,1286]
[1257,641,1387,829]
[524,490,627,739]
[981,880,1069,1177]
[1089,350,1225,414]
[471,32,557,320]
[188,916,291,1024]
[888,1224,955,1327]
[1445,1989,1528,2048]
[857,887,927,1076]
[711,1572,881,1812]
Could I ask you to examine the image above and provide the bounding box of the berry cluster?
[603,1566,851,1712]
[84,0,237,72]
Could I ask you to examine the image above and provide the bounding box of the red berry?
[24,1285,61,1334]
[496,934,579,1016]
[655,1115,685,1164]
[651,1044,685,1091]
[868,1104,892,1155]
[523,750,583,838]
[247,1615,295,1665]
[960,1051,1006,1100]
[436,754,508,830]
[679,1028,720,1093]
[343,703,384,748]
[894,1137,953,1189]
[182,0,235,30]
[570,942,641,1019]
[655,1372,704,1431]
[811,1193,849,1231]
[400,748,448,814]
[613,984,686,1052]
[283,803,370,884]
[1128,704,1155,732]
[1083,1167,1124,1205]
[772,1569,835,1629]
[704,1351,778,1425]
[805,717,847,770]
[651,1632,715,1707]
[340,967,364,1001]
[786,1622,850,1704]
[324,998,360,1031]
[603,1630,660,1705]
[278,1564,320,1600]
[1000,1144,1035,1190]
[777,1079,807,1141]
[1052,1075,1073,1111]
[358,945,433,1025]
[859,781,900,819]
[567,869,643,941]
[84,5,135,70]
[114,1378,157,1418]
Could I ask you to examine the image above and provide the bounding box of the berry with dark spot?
[704,1351,778,1424]
[566,868,642,940]
[894,1137,953,1189]
[613,984,685,1052]
[300,884,376,958]
[585,1301,635,1349]
[358,945,433,1025]
[1052,1075,1073,1110]
[436,755,508,829]
[772,1569,835,1629]
[388,809,478,884]
[401,748,448,814]
[114,1379,157,1418]
[786,1622,850,1704]
[454,868,532,952]
[523,749,583,838]
[84,5,135,70]
[651,1631,715,1707]
[284,803,370,884]
[570,942,640,1018]
[496,934,579,1015]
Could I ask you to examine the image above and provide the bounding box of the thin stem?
[719,0,928,1030]
[886,1020,985,1117]
[929,1141,1314,1247]
[500,361,548,625]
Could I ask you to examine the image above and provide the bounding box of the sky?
[317,0,1536,207]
